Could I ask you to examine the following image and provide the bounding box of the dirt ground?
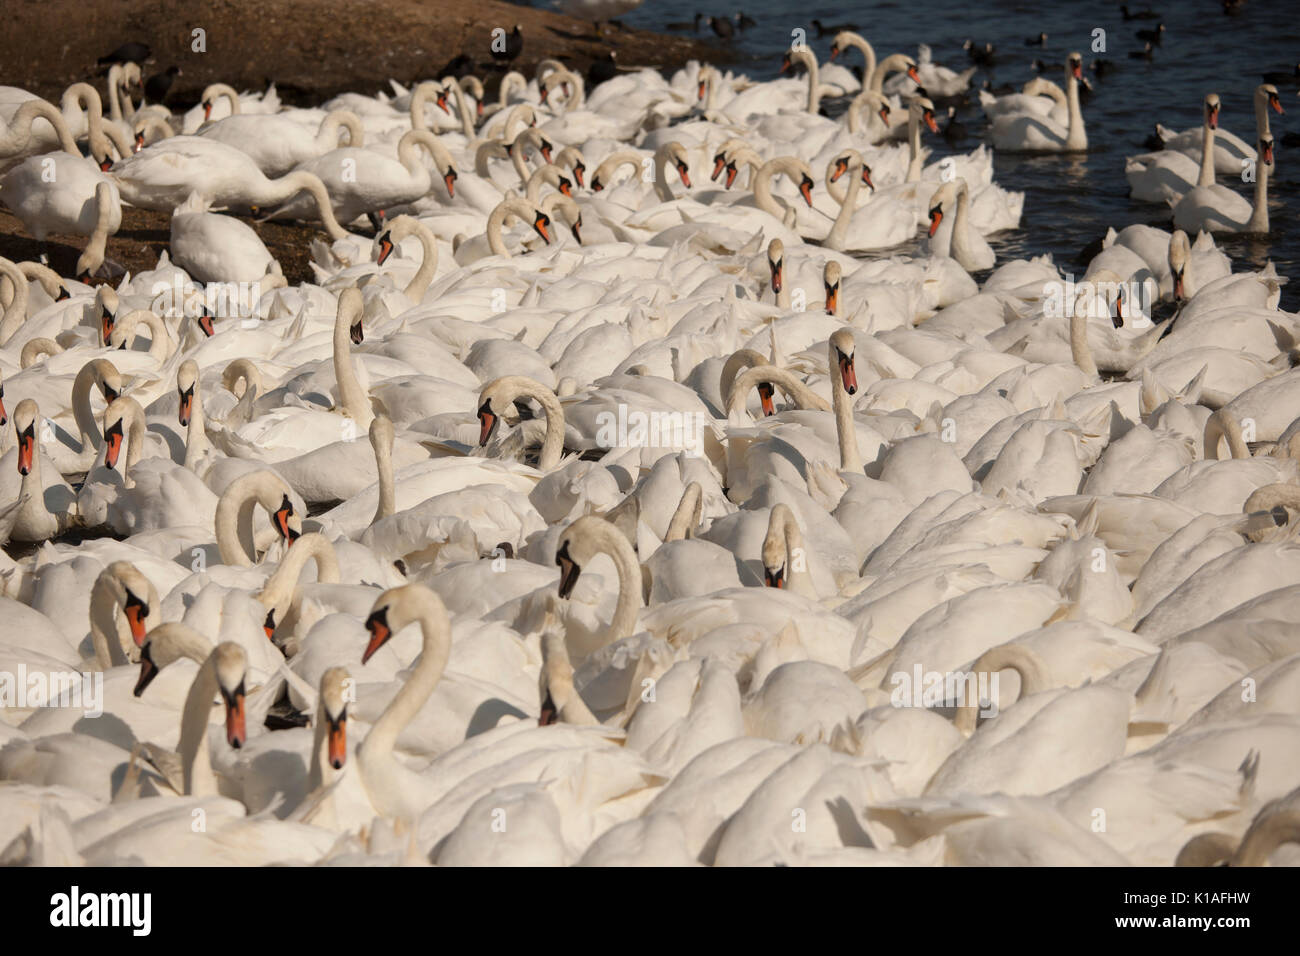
[1,0,723,281]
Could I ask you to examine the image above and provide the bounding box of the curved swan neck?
[729,365,830,417]
[0,259,29,345]
[333,288,374,430]
[215,471,291,566]
[259,171,348,241]
[1234,810,1300,867]
[363,589,452,759]
[486,376,565,469]
[955,643,1051,736]
[1204,409,1249,460]
[664,482,703,541]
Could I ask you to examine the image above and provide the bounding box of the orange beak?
[540,142,553,164]
[1270,93,1284,115]
[377,236,394,265]
[908,65,921,84]
[559,178,573,197]
[861,167,875,191]
[533,215,551,243]
[829,43,840,61]
[770,259,783,294]
[0,393,7,427]
[203,100,213,121]
[435,92,450,114]
[124,602,147,645]
[839,352,858,394]
[879,106,890,126]
[327,716,347,768]
[677,162,692,187]
[444,169,457,198]
[18,429,34,475]
[105,424,124,470]
[1071,62,1082,81]
[712,155,726,180]
[571,164,585,188]
[799,177,814,207]
[263,609,276,641]
[179,388,193,427]
[102,311,114,345]
[478,408,497,446]
[698,80,706,101]
[225,688,246,748]
[1173,270,1184,301]
[757,382,776,417]
[925,110,939,134]
[1262,140,1275,165]
[274,501,298,542]
[134,132,145,152]
[724,162,738,189]
[197,311,215,337]
[1208,105,1219,130]
[830,159,847,183]
[928,207,943,238]
[826,284,839,314]
[362,611,391,664]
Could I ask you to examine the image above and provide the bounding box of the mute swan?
[356,584,451,821]
[197,109,365,177]
[822,150,916,252]
[556,514,644,656]
[214,470,302,566]
[477,375,567,470]
[1125,94,1220,205]
[169,193,278,284]
[926,179,995,272]
[990,53,1087,152]
[1172,134,1272,234]
[5,399,76,543]
[109,137,350,239]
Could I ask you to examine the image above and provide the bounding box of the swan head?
[555,515,618,600]
[767,238,784,294]
[362,584,446,664]
[14,399,38,476]
[272,493,302,545]
[1067,53,1083,82]
[666,142,692,188]
[1168,229,1191,300]
[375,229,395,266]
[927,181,957,237]
[824,260,841,314]
[1203,93,1221,129]
[1260,135,1275,168]
[798,170,816,207]
[0,382,6,428]
[830,328,858,395]
[102,396,139,470]
[556,146,587,188]
[362,603,392,664]
[1262,84,1284,115]
[761,528,788,588]
[319,667,350,769]
[101,561,153,647]
[214,643,248,749]
[476,379,517,446]
[913,95,939,134]
[177,360,199,427]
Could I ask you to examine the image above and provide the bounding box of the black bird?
[144,66,182,105]
[587,51,619,86]
[811,18,858,37]
[1031,58,1049,74]
[1129,42,1155,61]
[1261,64,1300,85]
[734,10,756,29]
[963,40,996,67]
[1091,58,1116,77]
[941,107,968,144]
[98,42,151,66]
[491,25,523,66]
[1025,32,1048,47]
[438,52,475,78]
[707,14,734,41]
[1222,0,1246,14]
[1121,5,1161,19]
[1135,22,1165,44]
[1141,126,1165,150]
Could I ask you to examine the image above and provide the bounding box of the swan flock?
[0,18,1299,869]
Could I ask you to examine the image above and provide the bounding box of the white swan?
[990,53,1087,152]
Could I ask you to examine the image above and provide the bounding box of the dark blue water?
[619,0,1298,307]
